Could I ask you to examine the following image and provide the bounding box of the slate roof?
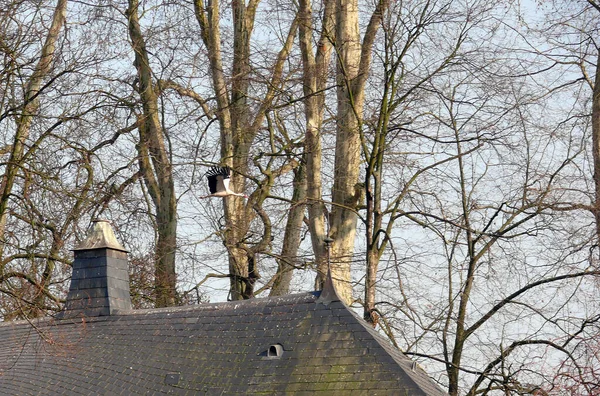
[0,291,446,395]
[0,221,447,395]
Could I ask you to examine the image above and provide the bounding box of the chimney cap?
[73,219,128,252]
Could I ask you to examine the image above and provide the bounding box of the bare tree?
[0,0,68,256]
[125,0,178,307]
[297,0,336,291]
[521,1,600,392]
[192,0,299,299]
[0,0,90,318]
[327,0,389,304]
[327,1,600,393]
[360,0,468,326]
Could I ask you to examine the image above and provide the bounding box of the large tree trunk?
[224,0,255,298]
[298,0,336,290]
[329,0,388,305]
[330,0,362,305]
[127,0,178,307]
[0,0,68,258]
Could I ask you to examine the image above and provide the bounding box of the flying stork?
[201,166,248,198]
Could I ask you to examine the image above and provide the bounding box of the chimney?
[59,220,132,319]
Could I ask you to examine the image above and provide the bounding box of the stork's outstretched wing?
[201,166,246,198]
[205,166,231,194]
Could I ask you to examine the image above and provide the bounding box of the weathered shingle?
[0,291,447,395]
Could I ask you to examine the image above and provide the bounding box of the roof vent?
[259,343,285,359]
[268,344,284,358]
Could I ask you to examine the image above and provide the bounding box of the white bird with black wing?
[201,166,248,198]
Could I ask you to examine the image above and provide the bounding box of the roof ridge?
[81,290,320,317]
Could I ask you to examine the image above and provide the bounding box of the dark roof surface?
[0,292,446,395]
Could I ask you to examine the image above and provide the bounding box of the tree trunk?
[364,159,383,324]
[127,0,177,307]
[224,169,252,300]
[270,163,307,296]
[298,0,336,288]
[448,124,477,396]
[592,52,600,249]
[363,55,391,324]
[329,0,388,305]
[328,0,363,305]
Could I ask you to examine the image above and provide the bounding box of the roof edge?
[348,306,449,395]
